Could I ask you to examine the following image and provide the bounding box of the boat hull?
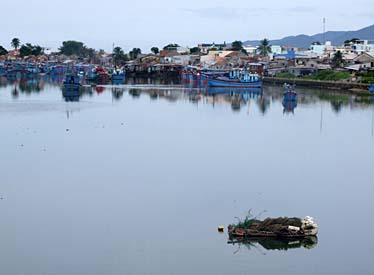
[208,78,262,88]
[63,83,81,90]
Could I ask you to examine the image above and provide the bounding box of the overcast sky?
[1,0,373,52]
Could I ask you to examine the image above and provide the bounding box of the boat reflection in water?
[283,99,298,114]
[62,89,81,102]
[112,87,125,101]
[206,87,263,112]
[228,236,318,254]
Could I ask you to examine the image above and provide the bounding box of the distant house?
[159,50,179,64]
[352,40,374,54]
[270,45,282,55]
[347,52,374,71]
[198,43,226,54]
[6,49,20,60]
[310,44,325,55]
[243,45,257,56]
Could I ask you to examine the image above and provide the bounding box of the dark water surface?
[1,77,374,275]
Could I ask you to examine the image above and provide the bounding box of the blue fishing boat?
[63,75,81,90]
[63,90,81,102]
[208,70,262,88]
[111,69,125,84]
[369,84,374,93]
[283,84,297,101]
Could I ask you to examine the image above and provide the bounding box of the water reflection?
[1,77,374,115]
[112,87,125,101]
[62,90,81,102]
[283,100,298,114]
[228,236,318,254]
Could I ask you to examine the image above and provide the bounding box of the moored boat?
[208,70,262,88]
[111,68,126,84]
[283,83,297,101]
[369,84,374,93]
[63,75,81,90]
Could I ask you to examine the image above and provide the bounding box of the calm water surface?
[1,77,374,275]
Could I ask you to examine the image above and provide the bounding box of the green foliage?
[112,47,128,65]
[151,47,159,55]
[357,72,374,83]
[189,47,201,54]
[163,44,180,50]
[129,48,141,60]
[276,72,296,78]
[59,40,89,57]
[19,43,43,57]
[332,51,344,68]
[11,38,20,50]
[230,210,266,229]
[231,40,243,51]
[304,70,350,81]
[258,39,272,57]
[0,45,8,56]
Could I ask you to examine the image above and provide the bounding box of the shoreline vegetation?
[264,76,371,94]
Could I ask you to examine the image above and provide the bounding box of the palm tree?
[258,39,272,57]
[332,51,344,68]
[112,47,125,65]
[129,48,141,60]
[151,47,159,55]
[231,41,243,51]
[11,38,20,50]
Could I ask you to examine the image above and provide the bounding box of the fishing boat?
[283,83,297,101]
[208,70,262,88]
[63,75,81,90]
[94,66,109,83]
[111,68,126,83]
[369,84,374,93]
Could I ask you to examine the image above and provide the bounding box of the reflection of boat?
[62,90,81,102]
[369,84,374,93]
[112,87,124,100]
[207,87,263,96]
[283,84,297,101]
[209,70,262,88]
[63,75,81,90]
[283,100,297,114]
[228,236,318,251]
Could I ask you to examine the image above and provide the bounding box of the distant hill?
[244,25,374,49]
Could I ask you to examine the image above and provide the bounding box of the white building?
[352,40,374,54]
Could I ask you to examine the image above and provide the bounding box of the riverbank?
[263,77,372,94]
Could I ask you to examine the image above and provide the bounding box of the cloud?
[288,6,317,13]
[180,7,273,20]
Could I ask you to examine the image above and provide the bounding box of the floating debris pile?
[228,214,318,238]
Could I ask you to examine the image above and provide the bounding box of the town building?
[352,40,374,54]
[198,43,226,54]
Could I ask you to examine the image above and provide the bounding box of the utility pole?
[323,18,326,44]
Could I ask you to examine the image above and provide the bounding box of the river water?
[0,77,373,275]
